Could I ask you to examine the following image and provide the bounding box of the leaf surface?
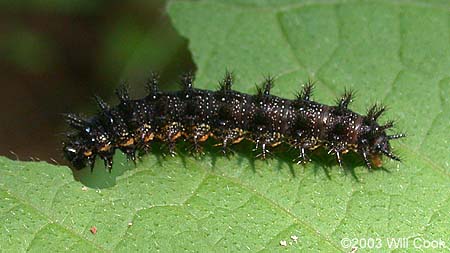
[1,0,449,251]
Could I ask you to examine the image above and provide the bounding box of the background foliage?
[1,0,449,251]
[0,0,193,161]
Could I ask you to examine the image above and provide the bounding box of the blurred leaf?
[101,15,186,92]
[1,28,54,73]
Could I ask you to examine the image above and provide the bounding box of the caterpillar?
[63,72,405,171]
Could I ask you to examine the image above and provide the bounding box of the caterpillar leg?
[120,147,137,165]
[294,146,311,165]
[334,150,343,168]
[290,131,316,165]
[187,124,211,155]
[160,122,183,156]
[327,144,347,168]
[253,132,282,160]
[213,128,244,156]
[360,148,373,169]
[214,137,235,156]
[87,155,96,172]
[99,151,114,172]
[136,124,155,155]
[254,141,271,160]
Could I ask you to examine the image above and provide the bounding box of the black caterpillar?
[63,72,405,171]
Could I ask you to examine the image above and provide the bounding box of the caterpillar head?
[360,120,405,167]
[63,139,90,170]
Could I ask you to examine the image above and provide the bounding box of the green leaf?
[1,0,450,251]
